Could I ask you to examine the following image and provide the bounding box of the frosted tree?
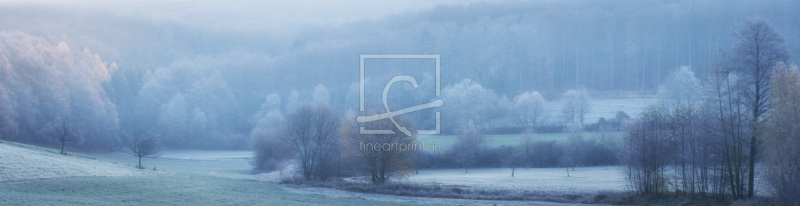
[312,84,330,106]
[280,104,341,180]
[250,93,289,171]
[658,66,701,107]
[441,79,501,133]
[764,62,800,203]
[53,119,74,155]
[512,91,547,130]
[561,123,585,176]
[518,128,537,167]
[340,113,416,184]
[0,32,119,150]
[158,93,189,146]
[286,90,300,113]
[623,105,672,194]
[263,93,282,111]
[705,52,749,199]
[452,120,485,173]
[561,88,591,125]
[125,129,162,169]
[731,17,790,198]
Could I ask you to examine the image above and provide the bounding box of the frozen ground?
[89,150,255,179]
[0,141,145,182]
[1,141,598,205]
[0,141,422,205]
[404,167,627,193]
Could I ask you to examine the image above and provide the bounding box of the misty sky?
[4,0,487,32]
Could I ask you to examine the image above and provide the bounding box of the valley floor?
[0,141,609,205]
[403,167,626,193]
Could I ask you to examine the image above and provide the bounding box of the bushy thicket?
[620,18,796,203]
[763,62,800,204]
[251,130,292,172]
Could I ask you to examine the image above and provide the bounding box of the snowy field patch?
[404,166,627,193]
[0,141,145,182]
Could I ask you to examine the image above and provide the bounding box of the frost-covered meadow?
[1,141,413,205]
[404,167,626,193]
[1,141,600,205]
[0,141,144,182]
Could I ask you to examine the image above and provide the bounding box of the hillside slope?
[0,141,140,182]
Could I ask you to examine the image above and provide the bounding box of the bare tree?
[340,113,416,184]
[623,105,673,195]
[563,123,585,174]
[56,119,72,155]
[657,65,713,195]
[280,104,341,180]
[252,128,292,172]
[561,88,591,125]
[453,120,485,174]
[513,91,547,130]
[669,104,711,195]
[126,130,162,169]
[504,146,524,177]
[705,52,749,199]
[518,129,536,167]
[731,16,790,198]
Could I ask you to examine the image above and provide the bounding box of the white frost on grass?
[90,151,254,180]
[284,185,583,206]
[0,141,143,182]
[158,150,253,161]
[404,166,627,193]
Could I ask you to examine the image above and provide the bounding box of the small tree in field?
[453,120,485,173]
[509,129,536,177]
[562,123,585,177]
[56,119,72,155]
[503,145,524,177]
[513,91,547,130]
[561,88,591,125]
[126,130,162,169]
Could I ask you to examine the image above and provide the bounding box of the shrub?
[252,129,291,172]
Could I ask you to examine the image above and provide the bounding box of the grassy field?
[4,141,593,205]
[0,174,424,206]
[0,141,426,206]
[417,132,623,150]
[405,167,626,193]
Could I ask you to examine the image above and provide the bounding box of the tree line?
[621,17,798,203]
[254,17,800,204]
